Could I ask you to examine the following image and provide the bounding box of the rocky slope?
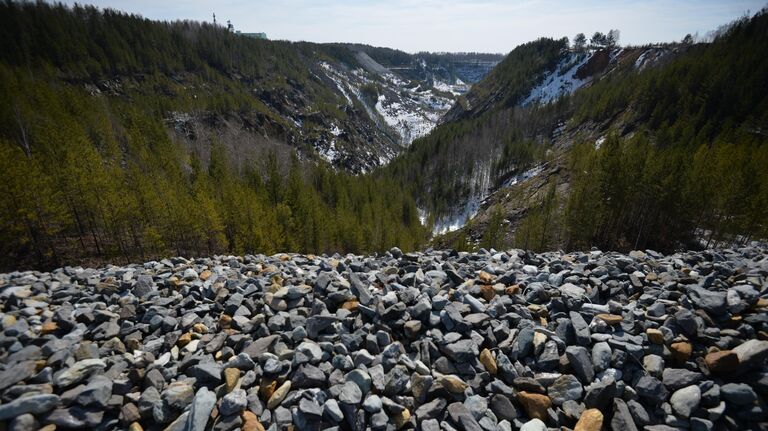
[1,247,767,430]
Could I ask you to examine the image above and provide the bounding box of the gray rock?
[720,383,758,405]
[185,387,216,431]
[732,339,768,370]
[565,345,595,383]
[447,402,483,431]
[0,361,37,391]
[490,394,518,421]
[688,286,727,315]
[662,368,703,390]
[415,398,446,420]
[520,418,547,431]
[548,374,583,405]
[363,394,383,413]
[635,375,668,403]
[324,399,344,422]
[8,413,38,431]
[591,342,612,372]
[219,389,247,415]
[338,381,363,404]
[162,381,195,410]
[43,405,103,428]
[189,362,222,384]
[76,375,113,407]
[670,385,701,418]
[610,398,639,431]
[0,394,60,420]
[54,359,106,387]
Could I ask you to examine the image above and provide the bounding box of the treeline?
[0,63,425,270]
[553,11,768,251]
[559,136,768,251]
[0,1,339,81]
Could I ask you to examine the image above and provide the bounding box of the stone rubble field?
[1,247,768,431]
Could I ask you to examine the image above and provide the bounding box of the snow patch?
[595,136,606,149]
[375,93,438,146]
[330,123,343,136]
[502,164,545,188]
[522,52,594,106]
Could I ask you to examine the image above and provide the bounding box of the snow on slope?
[522,52,594,106]
[320,61,462,148]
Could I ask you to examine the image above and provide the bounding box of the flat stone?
[516,391,551,420]
[0,394,60,420]
[55,359,106,387]
[595,313,623,325]
[162,381,195,410]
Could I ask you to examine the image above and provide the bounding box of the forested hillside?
[390,9,768,252]
[0,1,429,270]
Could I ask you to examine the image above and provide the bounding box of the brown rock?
[267,381,291,409]
[480,284,496,301]
[478,271,495,284]
[224,368,240,393]
[670,341,692,362]
[436,375,468,394]
[574,408,604,431]
[595,314,623,325]
[517,391,551,420]
[505,285,520,295]
[128,423,144,431]
[41,321,58,335]
[126,338,141,351]
[192,323,208,334]
[2,315,17,328]
[242,411,265,431]
[341,300,359,310]
[393,408,411,429]
[177,332,192,348]
[200,270,213,281]
[646,328,665,344]
[479,348,497,375]
[38,426,56,431]
[259,378,277,401]
[219,314,232,329]
[120,403,141,425]
[704,350,739,373]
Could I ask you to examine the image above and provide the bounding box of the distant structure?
[212,12,216,25]
[227,19,234,32]
[237,32,268,40]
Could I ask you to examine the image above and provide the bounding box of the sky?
[60,0,766,53]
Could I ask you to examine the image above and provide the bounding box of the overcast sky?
[60,0,765,53]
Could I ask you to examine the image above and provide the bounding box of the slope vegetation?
[0,2,444,269]
[388,10,768,252]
